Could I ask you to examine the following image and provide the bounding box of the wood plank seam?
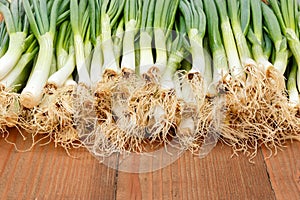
[261,142,300,199]
[260,148,277,199]
[113,153,120,200]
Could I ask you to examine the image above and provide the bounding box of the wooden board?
[116,145,274,200]
[262,142,300,200]
[0,129,117,199]
[1,128,299,199]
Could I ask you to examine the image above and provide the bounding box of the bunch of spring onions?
[217,0,300,159]
[0,0,300,159]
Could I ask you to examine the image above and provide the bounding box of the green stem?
[0,46,37,91]
[287,59,299,105]
[215,0,244,79]
[0,32,26,79]
[203,0,229,84]
[20,33,54,108]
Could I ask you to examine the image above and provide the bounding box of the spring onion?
[153,0,179,74]
[269,0,300,92]
[215,0,244,80]
[203,0,229,86]
[100,0,125,79]
[47,21,75,89]
[262,3,289,75]
[120,0,141,74]
[179,0,207,80]
[20,0,62,108]
[227,0,256,69]
[138,0,155,75]
[70,0,91,86]
[287,58,300,105]
[0,39,38,91]
[88,0,103,84]
[0,21,9,57]
[0,0,28,79]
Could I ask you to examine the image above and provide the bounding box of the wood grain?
[262,141,300,200]
[2,128,300,199]
[0,128,118,200]
[116,144,275,200]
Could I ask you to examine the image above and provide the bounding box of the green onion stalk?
[84,27,93,75]
[121,0,155,138]
[67,0,96,149]
[0,0,32,129]
[262,3,289,85]
[128,0,180,147]
[89,0,138,154]
[88,0,102,85]
[240,0,251,35]
[285,60,300,142]
[0,0,29,80]
[225,0,259,123]
[20,0,63,108]
[139,15,186,148]
[93,0,125,116]
[47,21,75,90]
[269,0,300,106]
[0,38,37,91]
[0,38,37,129]
[187,0,231,154]
[173,0,210,152]
[215,0,244,81]
[263,33,273,60]
[202,38,213,96]
[92,0,125,124]
[152,0,179,75]
[152,3,179,91]
[120,0,141,76]
[70,0,91,87]
[179,0,210,96]
[45,21,79,149]
[247,0,273,72]
[163,15,204,152]
[100,17,139,152]
[96,4,161,154]
[111,19,136,122]
[106,1,147,152]
[18,0,79,150]
[100,0,125,80]
[20,56,59,135]
[112,19,124,66]
[94,0,158,153]
[227,0,256,70]
[288,59,300,106]
[138,0,155,77]
[203,0,229,92]
[205,0,250,157]
[0,21,9,58]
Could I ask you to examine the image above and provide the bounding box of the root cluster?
[1,67,300,159]
[220,66,300,159]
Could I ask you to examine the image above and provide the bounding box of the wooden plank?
[0,128,118,200]
[115,143,275,200]
[262,141,300,200]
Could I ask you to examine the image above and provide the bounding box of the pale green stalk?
[20,0,62,108]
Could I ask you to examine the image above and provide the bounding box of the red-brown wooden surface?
[1,128,299,199]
